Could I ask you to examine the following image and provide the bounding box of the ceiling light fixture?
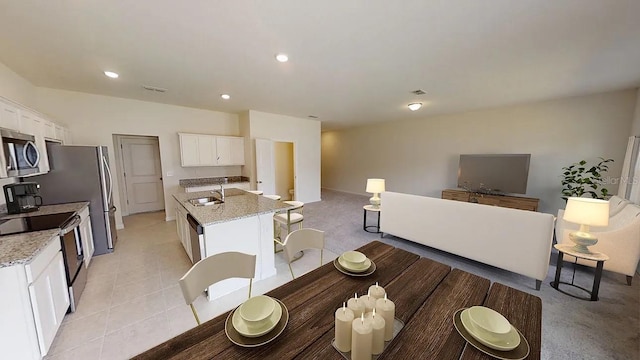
[104,71,119,79]
[275,53,289,62]
[408,103,422,111]
[221,94,231,100]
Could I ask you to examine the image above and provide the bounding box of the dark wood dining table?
[134,241,541,359]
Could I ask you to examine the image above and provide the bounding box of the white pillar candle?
[375,294,396,341]
[365,309,386,355]
[361,290,377,313]
[334,302,354,352]
[347,293,365,318]
[368,282,386,299]
[351,313,373,360]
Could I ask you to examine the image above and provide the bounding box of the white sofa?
[556,200,640,285]
[380,192,555,289]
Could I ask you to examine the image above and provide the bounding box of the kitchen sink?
[188,196,224,206]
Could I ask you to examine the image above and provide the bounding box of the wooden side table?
[363,205,381,233]
[551,244,609,301]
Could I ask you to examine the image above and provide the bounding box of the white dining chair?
[282,228,324,279]
[178,252,256,325]
[273,201,304,253]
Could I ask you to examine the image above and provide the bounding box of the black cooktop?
[0,212,75,236]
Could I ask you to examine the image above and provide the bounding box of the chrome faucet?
[212,184,225,202]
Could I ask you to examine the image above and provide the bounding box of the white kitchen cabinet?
[43,119,56,140]
[216,136,245,165]
[79,207,94,267]
[179,133,216,166]
[0,237,69,359]
[19,109,35,134]
[63,128,73,144]
[179,133,244,167]
[175,200,192,261]
[54,124,64,141]
[0,101,20,130]
[28,251,69,355]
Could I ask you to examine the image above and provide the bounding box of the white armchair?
[556,201,640,285]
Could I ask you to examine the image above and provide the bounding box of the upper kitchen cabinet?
[54,124,64,141]
[179,133,244,167]
[216,136,245,165]
[63,128,73,144]
[1,101,20,131]
[179,133,210,166]
[43,120,56,140]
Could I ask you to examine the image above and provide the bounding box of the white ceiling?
[1,1,639,130]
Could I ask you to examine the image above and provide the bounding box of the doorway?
[255,139,296,200]
[114,135,165,215]
[274,141,295,200]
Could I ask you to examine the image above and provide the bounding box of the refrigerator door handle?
[102,155,113,207]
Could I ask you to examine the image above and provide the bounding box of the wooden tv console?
[441,189,540,212]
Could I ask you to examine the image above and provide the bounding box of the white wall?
[0,62,36,108]
[322,89,637,215]
[246,111,321,203]
[35,88,240,226]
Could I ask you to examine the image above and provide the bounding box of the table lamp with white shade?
[366,179,385,209]
[563,197,610,253]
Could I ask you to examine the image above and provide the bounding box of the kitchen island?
[173,189,293,300]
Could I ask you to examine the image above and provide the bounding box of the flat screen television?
[457,154,531,195]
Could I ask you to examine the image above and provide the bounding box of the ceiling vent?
[411,89,426,95]
[142,85,168,93]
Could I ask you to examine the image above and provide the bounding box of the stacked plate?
[232,295,282,338]
[458,306,525,354]
[337,251,373,273]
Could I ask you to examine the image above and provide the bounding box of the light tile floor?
[45,211,337,360]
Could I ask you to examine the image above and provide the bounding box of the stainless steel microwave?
[0,128,41,177]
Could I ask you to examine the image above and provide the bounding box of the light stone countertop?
[179,176,250,188]
[0,201,90,220]
[0,229,61,268]
[0,202,90,268]
[173,188,294,226]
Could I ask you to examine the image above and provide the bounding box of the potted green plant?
[561,158,614,201]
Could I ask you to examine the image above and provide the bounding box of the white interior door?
[255,138,275,194]
[122,136,165,214]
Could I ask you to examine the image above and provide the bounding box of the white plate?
[338,256,371,273]
[460,308,520,351]
[232,297,282,338]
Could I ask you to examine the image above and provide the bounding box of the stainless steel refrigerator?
[31,143,117,255]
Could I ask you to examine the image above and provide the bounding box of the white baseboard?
[166,216,176,222]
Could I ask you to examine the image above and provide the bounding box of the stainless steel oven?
[59,215,86,312]
[0,211,86,313]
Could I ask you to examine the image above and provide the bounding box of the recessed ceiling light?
[104,71,119,79]
[408,103,422,111]
[275,53,289,62]
[221,94,231,100]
